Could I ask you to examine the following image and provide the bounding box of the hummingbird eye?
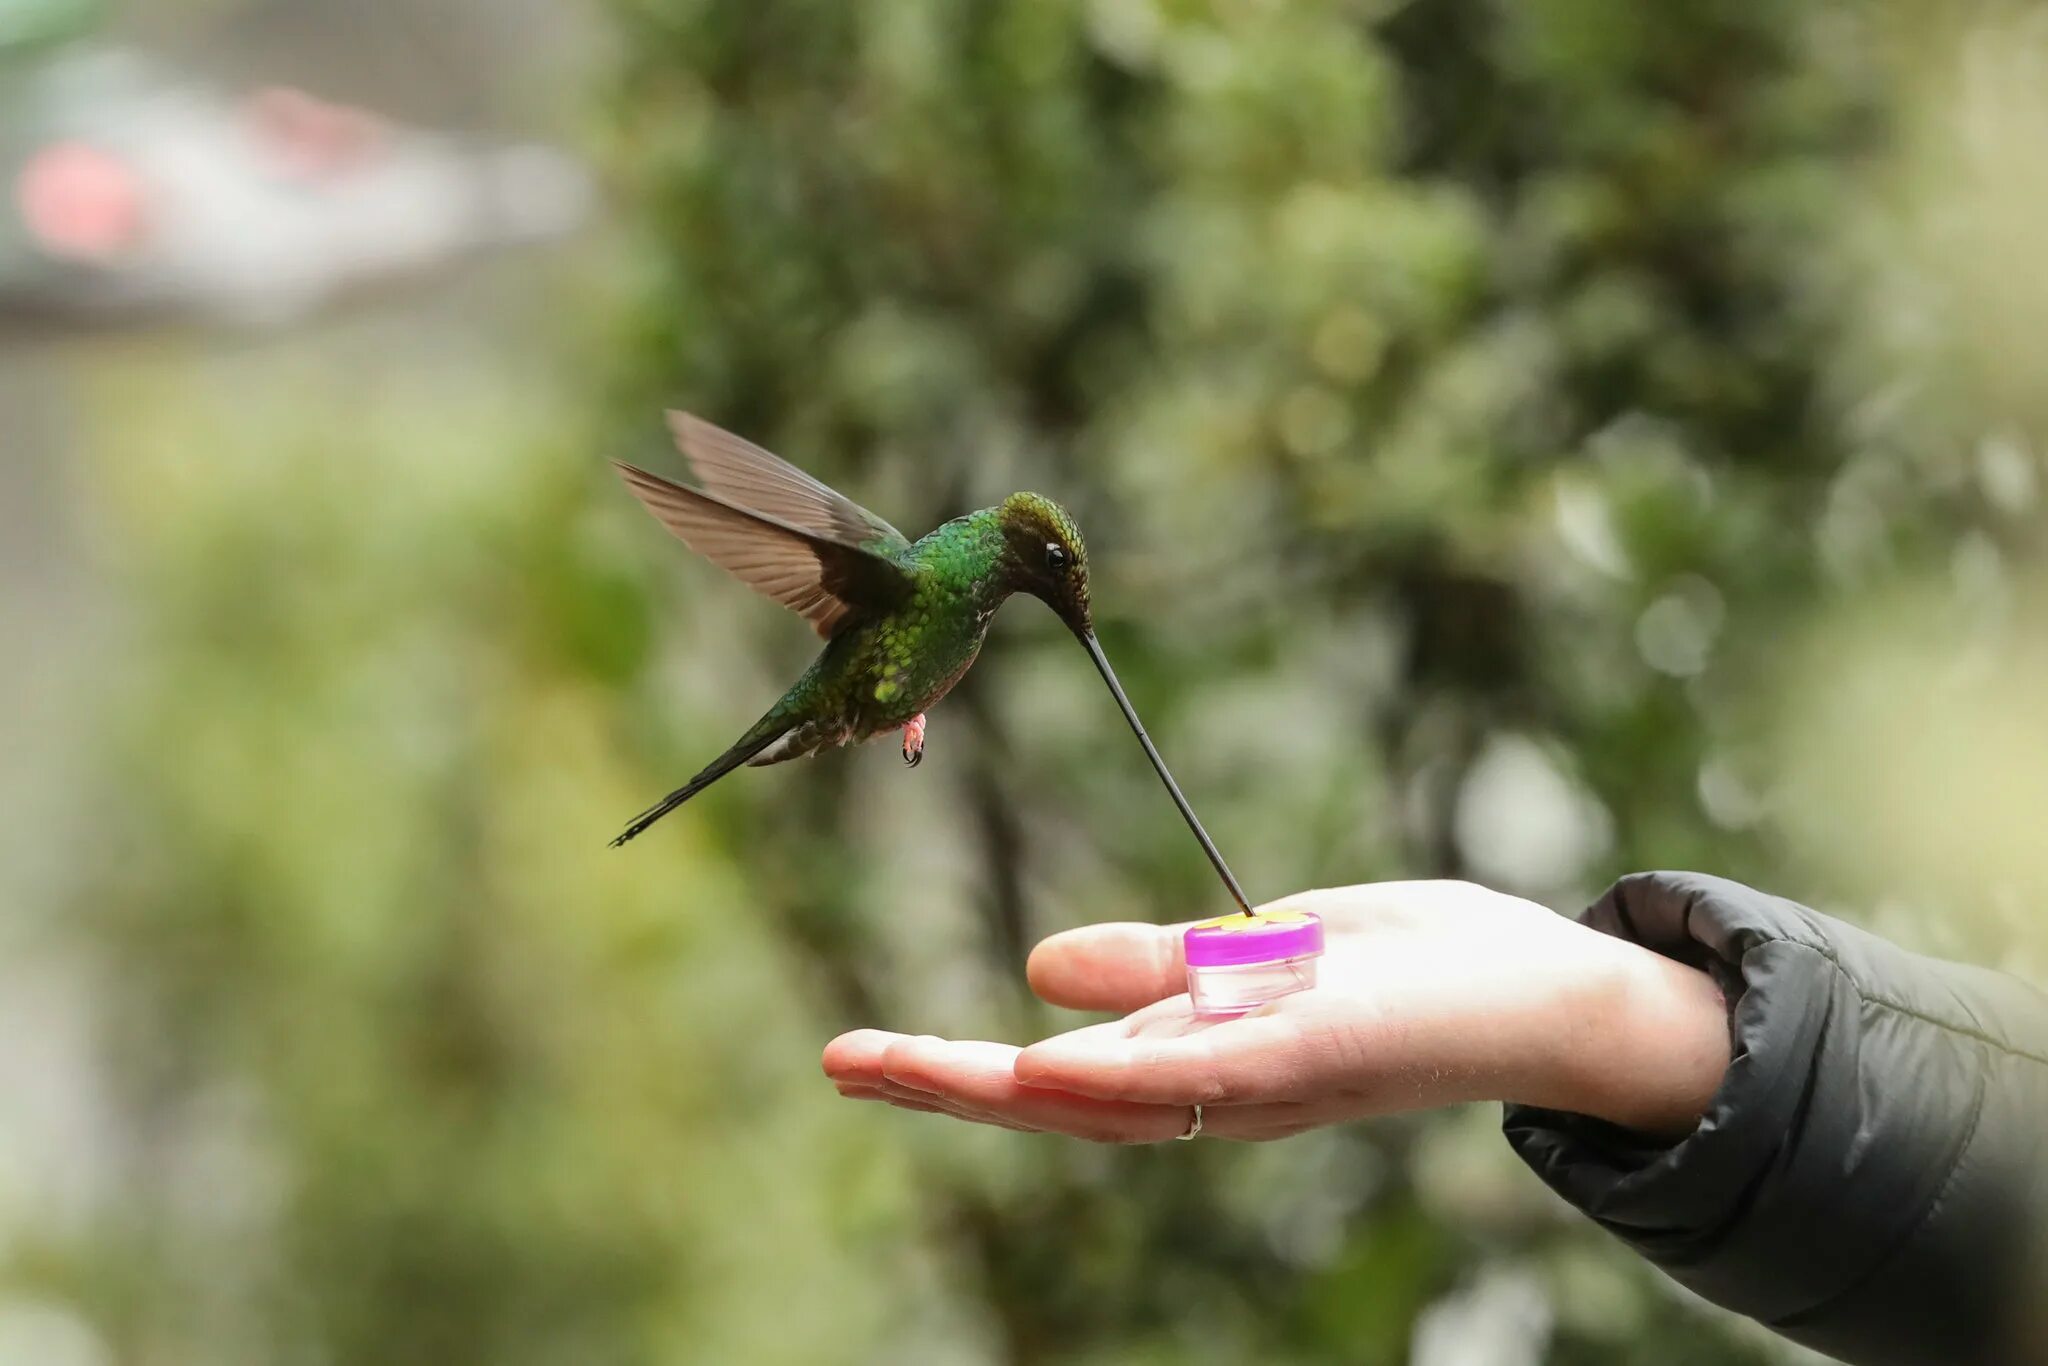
[1044,542,1069,573]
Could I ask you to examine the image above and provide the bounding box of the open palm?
[823,881,1729,1142]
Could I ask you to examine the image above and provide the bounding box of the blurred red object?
[15,140,145,260]
[242,86,389,182]
[1,50,593,329]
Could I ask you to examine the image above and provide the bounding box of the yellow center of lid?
[1187,909,1315,933]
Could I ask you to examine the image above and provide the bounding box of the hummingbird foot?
[901,714,927,768]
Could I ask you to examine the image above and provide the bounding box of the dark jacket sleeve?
[1503,871,2048,1366]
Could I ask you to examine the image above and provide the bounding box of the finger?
[882,1036,1189,1143]
[835,1078,1036,1131]
[829,1032,1039,1128]
[1176,1098,1359,1142]
[833,1082,949,1115]
[1027,921,1189,1013]
[822,1028,911,1086]
[833,1029,1201,1139]
[842,1077,1347,1143]
[1012,1003,1324,1106]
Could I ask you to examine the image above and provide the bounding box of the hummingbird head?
[998,492,1093,635]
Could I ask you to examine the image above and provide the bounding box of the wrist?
[1537,934,1733,1138]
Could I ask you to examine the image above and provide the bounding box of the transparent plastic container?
[1184,910,1325,1017]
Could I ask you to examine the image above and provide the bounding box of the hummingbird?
[609,411,1253,915]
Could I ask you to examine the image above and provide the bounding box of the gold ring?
[1175,1104,1203,1140]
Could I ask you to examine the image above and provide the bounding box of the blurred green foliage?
[10,0,2048,1363]
[0,0,106,60]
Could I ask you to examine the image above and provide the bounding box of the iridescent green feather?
[612,419,1093,844]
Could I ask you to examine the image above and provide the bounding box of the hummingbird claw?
[902,713,927,768]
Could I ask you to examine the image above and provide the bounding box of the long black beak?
[1080,631,1254,916]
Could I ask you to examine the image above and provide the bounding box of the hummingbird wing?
[666,412,911,555]
[614,462,914,638]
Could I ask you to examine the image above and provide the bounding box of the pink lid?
[1183,909,1324,967]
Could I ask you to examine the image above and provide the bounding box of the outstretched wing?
[615,462,914,638]
[666,411,911,555]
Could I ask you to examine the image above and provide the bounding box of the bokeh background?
[4,0,2047,1362]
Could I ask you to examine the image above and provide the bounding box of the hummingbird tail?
[609,721,791,847]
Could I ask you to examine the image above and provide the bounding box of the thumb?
[1027,921,1189,1013]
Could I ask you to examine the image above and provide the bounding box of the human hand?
[823,881,1730,1142]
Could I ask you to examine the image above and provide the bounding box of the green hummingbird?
[609,411,1252,915]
